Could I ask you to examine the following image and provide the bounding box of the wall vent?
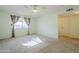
[66,8,73,12]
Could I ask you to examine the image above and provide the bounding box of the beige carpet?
[0,35,79,53]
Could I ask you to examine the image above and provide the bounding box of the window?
[14,17,28,29]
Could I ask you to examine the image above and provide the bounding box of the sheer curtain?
[10,15,20,37]
[24,17,31,35]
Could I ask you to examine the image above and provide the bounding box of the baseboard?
[0,37,12,40]
[59,35,79,40]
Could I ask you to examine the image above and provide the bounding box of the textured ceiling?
[0,5,79,17]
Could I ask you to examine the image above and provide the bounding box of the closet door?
[69,15,79,38]
[58,16,71,36]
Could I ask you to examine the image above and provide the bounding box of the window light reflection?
[22,37,42,47]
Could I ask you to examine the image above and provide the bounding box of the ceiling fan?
[24,5,46,13]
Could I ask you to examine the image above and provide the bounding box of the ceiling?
[0,5,79,17]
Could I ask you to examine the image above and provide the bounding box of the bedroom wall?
[0,10,58,39]
[0,10,35,39]
[35,13,58,39]
[0,10,12,39]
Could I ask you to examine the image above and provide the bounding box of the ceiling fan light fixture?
[33,9,38,13]
[32,5,39,13]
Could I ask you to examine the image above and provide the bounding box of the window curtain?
[10,15,20,37]
[24,17,31,35]
[24,17,28,24]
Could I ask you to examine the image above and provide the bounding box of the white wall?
[0,10,35,39]
[0,10,58,39]
[30,17,37,34]
[0,10,12,39]
[36,13,58,39]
